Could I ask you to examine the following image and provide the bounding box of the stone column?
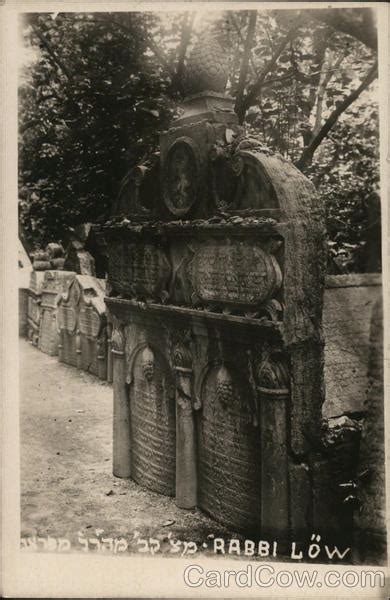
[256,348,290,542]
[97,329,107,381]
[106,319,113,383]
[58,327,64,362]
[173,345,197,508]
[112,321,131,477]
[75,329,82,370]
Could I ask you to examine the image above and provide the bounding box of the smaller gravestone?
[57,275,107,379]
[27,270,46,346]
[38,270,75,356]
[63,224,96,276]
[63,240,96,276]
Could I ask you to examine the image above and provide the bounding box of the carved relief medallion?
[163,138,200,216]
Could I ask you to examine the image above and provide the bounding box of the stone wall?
[322,273,382,418]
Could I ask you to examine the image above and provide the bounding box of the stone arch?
[196,360,262,533]
[127,342,176,496]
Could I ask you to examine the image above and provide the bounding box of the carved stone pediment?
[113,158,160,219]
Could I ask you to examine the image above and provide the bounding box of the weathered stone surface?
[19,288,29,337]
[257,352,290,541]
[108,237,170,302]
[322,274,381,417]
[57,275,108,379]
[27,271,46,346]
[38,271,75,356]
[354,298,386,564]
[198,363,261,533]
[184,32,229,95]
[187,239,282,309]
[63,240,96,276]
[107,39,326,542]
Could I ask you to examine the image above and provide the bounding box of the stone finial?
[185,31,229,95]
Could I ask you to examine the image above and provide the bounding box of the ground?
[20,339,236,558]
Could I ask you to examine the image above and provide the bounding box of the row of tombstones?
[22,265,111,383]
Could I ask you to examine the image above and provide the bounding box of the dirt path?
[20,340,236,558]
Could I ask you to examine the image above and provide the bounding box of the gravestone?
[27,270,46,346]
[63,224,96,275]
[105,32,326,540]
[57,275,108,380]
[19,238,32,337]
[38,270,75,356]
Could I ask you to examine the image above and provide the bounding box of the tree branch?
[295,60,378,171]
[311,49,346,138]
[31,25,73,81]
[235,11,257,121]
[170,12,196,92]
[229,13,257,76]
[313,8,377,51]
[238,22,300,120]
[80,14,175,77]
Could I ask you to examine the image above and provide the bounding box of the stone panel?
[188,239,281,308]
[322,275,382,417]
[38,309,58,356]
[197,364,261,533]
[57,275,108,379]
[108,238,170,301]
[38,271,75,356]
[60,331,78,368]
[129,346,176,496]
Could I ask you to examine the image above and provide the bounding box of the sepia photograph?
[3,0,388,596]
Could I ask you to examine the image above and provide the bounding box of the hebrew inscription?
[197,364,261,533]
[79,306,101,338]
[188,240,282,308]
[57,305,77,332]
[108,239,170,300]
[129,347,176,496]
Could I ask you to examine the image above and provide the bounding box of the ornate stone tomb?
[57,275,108,379]
[38,270,75,356]
[105,31,326,542]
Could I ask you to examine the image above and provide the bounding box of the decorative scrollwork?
[173,343,192,371]
[111,324,125,354]
[230,153,244,176]
[256,347,290,395]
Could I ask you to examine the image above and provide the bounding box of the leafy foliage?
[19,9,380,272]
[19,13,176,245]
